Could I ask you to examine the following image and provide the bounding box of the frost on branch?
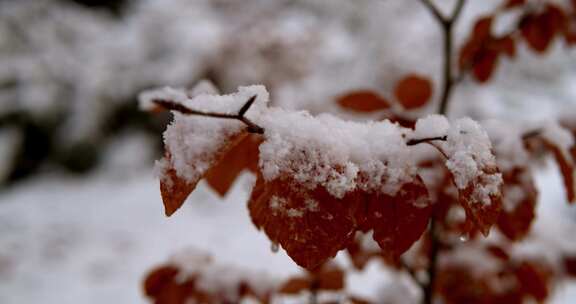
[144,84,505,269]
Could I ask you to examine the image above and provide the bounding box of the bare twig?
[153,95,265,134]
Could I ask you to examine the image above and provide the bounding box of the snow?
[0,171,299,304]
[412,114,450,139]
[142,85,269,184]
[258,109,416,198]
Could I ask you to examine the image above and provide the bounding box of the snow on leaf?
[248,174,358,270]
[149,85,269,216]
[416,116,503,236]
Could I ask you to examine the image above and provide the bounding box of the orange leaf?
[394,75,433,109]
[204,134,262,197]
[337,90,391,112]
[248,174,358,270]
[159,133,249,216]
[159,152,197,216]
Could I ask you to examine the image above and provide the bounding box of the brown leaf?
[472,49,499,83]
[159,152,197,216]
[516,261,551,301]
[278,277,312,294]
[473,16,494,42]
[143,265,180,298]
[337,90,391,112]
[544,140,576,203]
[248,174,358,270]
[504,0,526,8]
[497,168,538,240]
[355,177,431,261]
[159,133,249,216]
[458,166,503,236]
[313,263,345,291]
[394,75,433,109]
[564,256,576,277]
[205,134,262,197]
[520,5,566,54]
[494,36,517,58]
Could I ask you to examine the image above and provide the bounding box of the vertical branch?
[418,1,466,304]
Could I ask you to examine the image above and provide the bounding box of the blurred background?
[1,0,576,303]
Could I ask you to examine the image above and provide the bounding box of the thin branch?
[406,136,447,146]
[423,220,440,304]
[420,0,447,24]
[153,95,265,134]
[450,0,466,23]
[418,2,466,304]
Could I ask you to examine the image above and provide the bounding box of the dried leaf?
[248,174,358,269]
[205,134,262,197]
[159,133,249,216]
[497,168,538,240]
[354,178,431,261]
[337,90,390,112]
[516,261,551,301]
[457,166,503,236]
[473,16,494,42]
[278,277,311,294]
[159,152,197,216]
[394,75,433,109]
[504,0,526,8]
[472,49,498,83]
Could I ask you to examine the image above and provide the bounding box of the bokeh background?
[1,0,576,302]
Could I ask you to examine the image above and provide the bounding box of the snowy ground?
[0,159,574,303]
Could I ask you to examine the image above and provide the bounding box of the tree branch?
[420,0,447,24]
[153,95,265,134]
[418,1,466,304]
